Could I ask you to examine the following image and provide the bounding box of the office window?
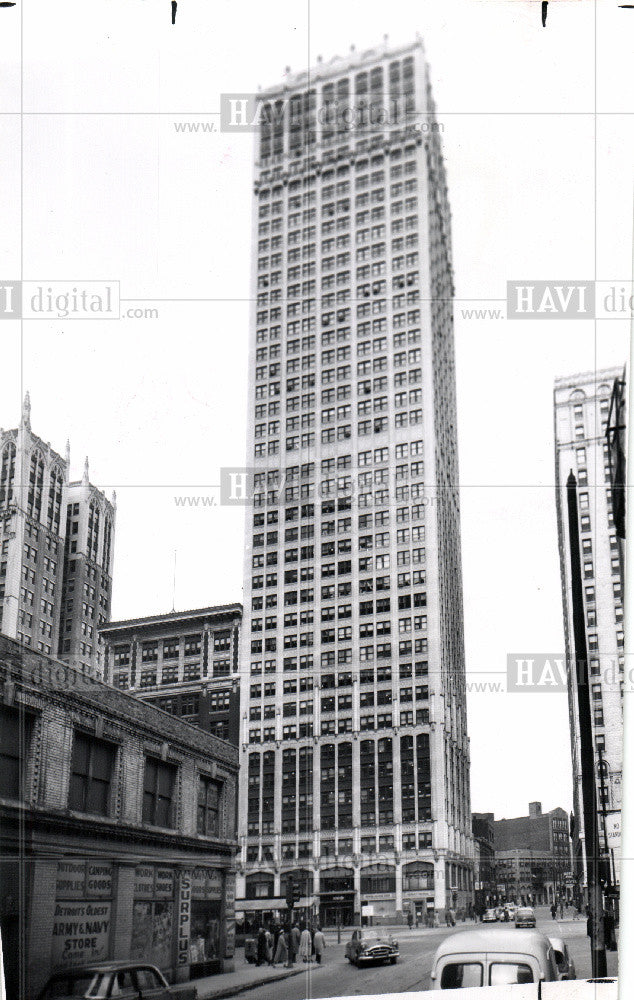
[142,757,177,828]
[69,732,116,816]
[0,706,32,800]
[197,776,222,836]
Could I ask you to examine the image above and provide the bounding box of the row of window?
[0,706,223,836]
[112,632,232,667]
[248,710,429,742]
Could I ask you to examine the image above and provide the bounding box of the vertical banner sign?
[225,872,236,959]
[177,872,192,966]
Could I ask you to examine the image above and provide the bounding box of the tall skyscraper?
[0,394,115,673]
[236,37,473,926]
[554,368,624,890]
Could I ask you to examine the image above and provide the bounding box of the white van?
[430,927,559,989]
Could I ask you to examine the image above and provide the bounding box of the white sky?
[1,0,632,819]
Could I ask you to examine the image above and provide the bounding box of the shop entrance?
[320,900,355,928]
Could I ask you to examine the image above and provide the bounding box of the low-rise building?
[98,605,242,745]
[492,802,571,904]
[0,634,239,999]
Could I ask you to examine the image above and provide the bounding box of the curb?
[196,966,306,1000]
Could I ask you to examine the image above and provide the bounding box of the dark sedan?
[36,962,197,1000]
[345,929,399,966]
[515,906,537,928]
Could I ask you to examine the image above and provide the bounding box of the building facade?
[0,395,115,675]
[0,634,239,999]
[554,369,624,889]
[495,849,560,907]
[492,802,571,903]
[237,37,473,928]
[98,605,242,745]
[472,813,496,912]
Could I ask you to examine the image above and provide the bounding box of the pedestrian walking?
[559,899,564,920]
[550,902,557,921]
[291,922,301,955]
[299,925,312,962]
[407,911,413,930]
[256,926,268,967]
[285,926,295,968]
[313,927,326,964]
[449,908,456,927]
[273,927,288,966]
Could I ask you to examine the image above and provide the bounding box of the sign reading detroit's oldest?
[51,901,112,966]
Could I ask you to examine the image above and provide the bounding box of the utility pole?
[597,747,613,890]
[566,471,607,977]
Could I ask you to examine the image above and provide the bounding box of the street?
[220,909,618,1000]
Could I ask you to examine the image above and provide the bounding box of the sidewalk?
[192,953,326,1000]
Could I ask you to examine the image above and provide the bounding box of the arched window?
[320,867,354,893]
[27,451,44,520]
[0,443,16,507]
[360,864,396,894]
[245,872,274,900]
[402,861,434,891]
[47,465,64,533]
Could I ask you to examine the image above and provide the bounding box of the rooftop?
[98,603,243,634]
[258,36,425,99]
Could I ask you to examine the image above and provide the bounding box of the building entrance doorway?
[320,900,354,927]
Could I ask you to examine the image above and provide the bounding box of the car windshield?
[40,973,100,998]
[363,936,388,945]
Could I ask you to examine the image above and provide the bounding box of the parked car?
[36,962,197,1000]
[429,927,559,989]
[549,935,577,980]
[482,908,498,923]
[345,929,399,966]
[515,906,537,928]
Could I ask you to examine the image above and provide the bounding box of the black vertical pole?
[566,471,607,977]
[597,746,613,891]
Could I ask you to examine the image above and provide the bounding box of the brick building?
[492,802,571,904]
[0,635,239,999]
[98,605,242,746]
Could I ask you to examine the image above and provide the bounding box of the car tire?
[390,957,397,965]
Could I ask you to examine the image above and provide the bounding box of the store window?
[190,869,224,974]
[130,866,175,971]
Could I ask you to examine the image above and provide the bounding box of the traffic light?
[285,878,304,908]
[286,879,295,909]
